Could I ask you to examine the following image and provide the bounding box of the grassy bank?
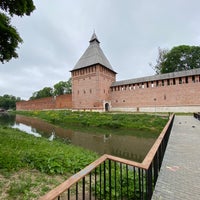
[0,126,98,199]
[15,110,168,136]
[1,111,169,199]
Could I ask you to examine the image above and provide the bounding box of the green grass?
[15,110,168,137]
[0,169,67,200]
[0,126,98,173]
[0,126,98,199]
[1,111,169,199]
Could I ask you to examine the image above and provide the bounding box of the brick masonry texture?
[16,70,200,112]
[110,76,200,108]
[16,94,72,110]
[16,33,200,112]
[72,64,116,110]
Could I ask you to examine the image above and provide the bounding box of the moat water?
[0,113,156,162]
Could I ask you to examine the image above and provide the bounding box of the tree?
[0,0,35,63]
[53,78,72,96]
[152,45,200,74]
[65,78,72,94]
[0,94,21,110]
[29,87,53,100]
[29,78,72,100]
[150,47,169,74]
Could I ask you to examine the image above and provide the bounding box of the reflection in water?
[0,114,156,162]
[48,131,55,141]
[12,123,41,137]
[0,113,16,126]
[71,131,153,162]
[104,134,111,142]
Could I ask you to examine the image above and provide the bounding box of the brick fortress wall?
[16,94,72,111]
[16,74,200,112]
[110,74,200,112]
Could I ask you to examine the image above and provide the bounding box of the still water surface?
[0,114,156,162]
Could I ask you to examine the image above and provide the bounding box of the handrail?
[40,155,107,200]
[40,114,175,200]
[142,114,174,168]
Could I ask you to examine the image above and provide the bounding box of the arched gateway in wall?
[16,33,200,112]
[105,103,110,112]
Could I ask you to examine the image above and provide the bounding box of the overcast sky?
[1,0,200,100]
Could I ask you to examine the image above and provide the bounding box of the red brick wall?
[110,75,200,109]
[16,97,55,110]
[55,94,72,109]
[16,94,72,111]
[71,64,116,110]
[16,71,200,112]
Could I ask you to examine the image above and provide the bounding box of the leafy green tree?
[53,78,72,96]
[54,81,67,96]
[0,0,35,63]
[150,47,169,74]
[29,91,38,100]
[152,45,200,74]
[29,78,72,100]
[0,94,21,110]
[29,87,53,100]
[65,78,72,94]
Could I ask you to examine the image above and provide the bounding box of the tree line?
[0,95,21,110]
[29,78,72,100]
[0,78,72,110]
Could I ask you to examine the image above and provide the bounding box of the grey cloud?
[1,0,200,99]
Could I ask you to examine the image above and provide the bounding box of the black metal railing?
[194,112,200,120]
[144,113,174,198]
[40,114,175,200]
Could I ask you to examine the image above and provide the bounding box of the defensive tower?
[71,33,116,111]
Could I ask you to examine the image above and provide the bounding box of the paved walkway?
[152,115,200,200]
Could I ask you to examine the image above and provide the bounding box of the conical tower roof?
[72,33,116,73]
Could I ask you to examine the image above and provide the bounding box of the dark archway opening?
[105,103,109,112]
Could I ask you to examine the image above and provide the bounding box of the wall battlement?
[16,34,200,112]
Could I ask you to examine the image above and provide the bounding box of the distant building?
[17,33,200,112]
